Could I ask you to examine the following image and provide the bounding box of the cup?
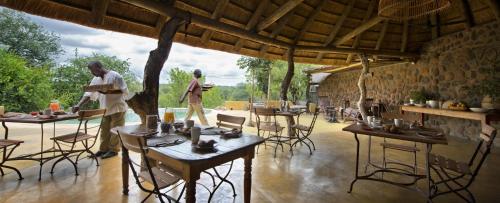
[394,119,403,127]
[0,106,4,117]
[185,120,195,128]
[44,109,52,116]
[366,116,374,126]
[146,115,159,131]
[191,127,201,145]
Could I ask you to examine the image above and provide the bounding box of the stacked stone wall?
[318,22,500,140]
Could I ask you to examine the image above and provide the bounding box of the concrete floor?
[1,110,499,203]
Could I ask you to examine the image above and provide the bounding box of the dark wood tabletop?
[342,123,448,145]
[0,114,79,124]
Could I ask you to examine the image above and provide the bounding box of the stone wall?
[318,22,500,141]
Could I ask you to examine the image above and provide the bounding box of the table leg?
[348,133,360,193]
[425,144,433,202]
[122,147,129,195]
[2,121,8,160]
[38,123,44,181]
[185,177,197,203]
[285,116,295,137]
[244,156,252,203]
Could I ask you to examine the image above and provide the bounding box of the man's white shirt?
[84,71,128,116]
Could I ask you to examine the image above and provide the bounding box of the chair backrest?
[66,109,106,147]
[78,109,106,120]
[254,107,279,134]
[469,124,497,179]
[304,107,320,134]
[216,114,245,130]
[116,130,147,154]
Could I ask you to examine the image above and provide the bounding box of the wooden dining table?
[343,123,448,201]
[112,124,264,203]
[0,113,79,180]
[275,111,302,137]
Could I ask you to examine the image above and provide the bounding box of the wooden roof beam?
[430,13,440,39]
[316,0,355,61]
[294,0,328,45]
[459,0,475,28]
[296,45,420,58]
[256,0,304,31]
[486,0,500,21]
[259,10,296,56]
[201,0,230,43]
[233,0,270,52]
[373,19,388,60]
[334,15,384,46]
[345,0,377,64]
[91,0,110,25]
[400,20,409,52]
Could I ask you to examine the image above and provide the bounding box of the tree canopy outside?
[0,50,53,112]
[0,9,62,66]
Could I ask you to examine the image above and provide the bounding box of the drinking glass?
[50,100,60,112]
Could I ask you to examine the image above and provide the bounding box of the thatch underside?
[0,0,497,68]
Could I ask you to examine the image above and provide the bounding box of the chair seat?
[429,153,471,175]
[381,143,419,152]
[291,124,310,131]
[0,139,24,148]
[139,167,181,189]
[51,132,96,143]
[260,124,284,132]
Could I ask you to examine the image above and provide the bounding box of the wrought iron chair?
[377,112,420,175]
[254,107,290,157]
[117,130,185,203]
[204,114,246,202]
[50,109,106,176]
[0,139,24,180]
[291,107,320,155]
[429,124,497,203]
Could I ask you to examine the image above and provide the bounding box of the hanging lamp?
[378,0,451,21]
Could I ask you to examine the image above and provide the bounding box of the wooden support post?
[459,0,475,28]
[357,53,370,121]
[280,48,295,102]
[126,17,184,123]
[401,20,409,52]
[430,14,439,39]
[305,73,311,112]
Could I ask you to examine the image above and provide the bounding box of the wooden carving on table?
[126,16,185,123]
[357,53,372,121]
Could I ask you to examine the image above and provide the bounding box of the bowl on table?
[469,108,489,113]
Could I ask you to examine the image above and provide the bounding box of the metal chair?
[291,107,319,155]
[377,112,420,175]
[254,107,290,157]
[50,109,106,176]
[429,124,497,203]
[117,130,185,203]
[205,114,246,202]
[0,139,24,180]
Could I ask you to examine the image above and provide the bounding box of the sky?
[25,12,247,86]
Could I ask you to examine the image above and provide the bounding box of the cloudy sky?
[26,12,246,86]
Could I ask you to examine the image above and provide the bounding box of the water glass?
[185,120,195,128]
[394,119,403,127]
[191,127,201,145]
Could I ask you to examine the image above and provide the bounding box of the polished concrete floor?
[1,110,499,203]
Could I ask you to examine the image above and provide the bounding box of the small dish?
[469,108,489,113]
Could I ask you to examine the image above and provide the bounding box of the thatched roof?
[1,0,498,68]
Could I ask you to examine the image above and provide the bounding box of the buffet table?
[400,106,500,125]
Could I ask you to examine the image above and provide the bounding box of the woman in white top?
[72,61,128,159]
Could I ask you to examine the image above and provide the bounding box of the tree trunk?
[357,53,370,121]
[126,17,184,123]
[305,73,311,112]
[280,48,295,101]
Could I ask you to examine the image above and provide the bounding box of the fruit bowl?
[469,108,489,113]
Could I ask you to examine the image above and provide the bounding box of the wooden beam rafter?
[200,0,230,43]
[293,0,328,45]
[459,0,475,29]
[345,0,377,64]
[487,0,500,21]
[373,19,388,60]
[316,0,355,61]
[259,10,296,56]
[256,0,304,31]
[234,0,269,52]
[334,15,383,46]
[91,0,110,25]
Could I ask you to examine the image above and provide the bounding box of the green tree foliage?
[159,68,225,109]
[0,9,62,66]
[0,50,53,112]
[51,53,141,108]
[237,56,272,96]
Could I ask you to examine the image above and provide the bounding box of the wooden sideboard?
[400,106,500,125]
